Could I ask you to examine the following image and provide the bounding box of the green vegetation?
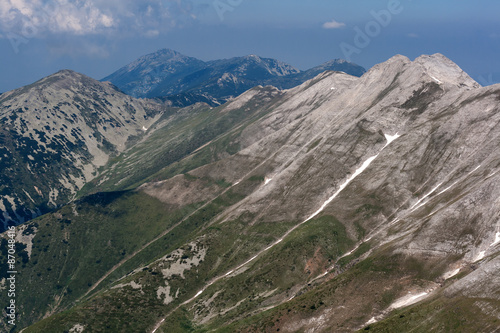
[17,174,264,331]
[360,296,500,332]
[0,191,201,329]
[81,87,281,196]
[201,244,465,333]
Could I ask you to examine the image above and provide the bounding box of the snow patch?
[430,75,442,84]
[339,245,358,259]
[474,251,486,262]
[412,165,481,211]
[264,177,272,185]
[142,126,148,131]
[390,292,428,309]
[436,181,458,196]
[72,204,79,216]
[305,154,379,222]
[180,134,402,308]
[151,319,165,333]
[442,268,460,280]
[383,133,400,148]
[410,182,443,211]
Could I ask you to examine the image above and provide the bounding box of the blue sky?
[1,0,499,93]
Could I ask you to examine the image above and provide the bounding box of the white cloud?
[0,0,117,35]
[145,29,160,38]
[0,0,205,55]
[322,19,346,29]
[0,0,204,37]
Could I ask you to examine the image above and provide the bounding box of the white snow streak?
[474,251,486,262]
[264,177,272,185]
[412,165,482,211]
[442,268,460,280]
[430,75,442,84]
[177,133,401,309]
[390,292,428,309]
[305,154,379,222]
[410,182,443,211]
[307,133,401,283]
[383,133,400,149]
[306,133,399,223]
[436,181,458,196]
[491,232,500,247]
[151,319,165,333]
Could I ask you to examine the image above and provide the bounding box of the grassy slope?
[197,246,467,333]
[80,86,282,196]
[0,190,205,331]
[21,175,267,332]
[1,85,286,332]
[359,293,500,332]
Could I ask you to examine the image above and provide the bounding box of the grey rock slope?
[141,53,498,332]
[7,53,500,332]
[0,70,164,230]
[102,48,366,107]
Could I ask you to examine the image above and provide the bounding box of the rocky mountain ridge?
[1,53,500,333]
[0,70,164,230]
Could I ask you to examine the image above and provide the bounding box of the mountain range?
[1,53,500,333]
[102,49,366,107]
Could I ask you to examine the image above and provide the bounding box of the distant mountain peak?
[54,69,78,75]
[244,54,261,60]
[102,49,366,106]
[156,48,182,56]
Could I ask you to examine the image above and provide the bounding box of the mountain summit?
[102,49,366,106]
[2,54,500,333]
[0,70,163,230]
[102,48,206,98]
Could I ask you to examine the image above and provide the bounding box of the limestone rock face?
[0,70,163,229]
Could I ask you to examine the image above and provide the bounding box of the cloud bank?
[0,0,204,37]
[322,19,346,29]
